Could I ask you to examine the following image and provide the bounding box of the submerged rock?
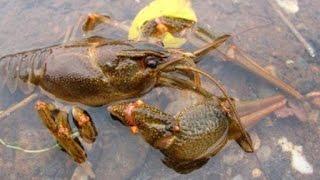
[278,137,314,175]
[275,0,299,14]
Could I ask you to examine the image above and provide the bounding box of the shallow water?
[0,0,319,179]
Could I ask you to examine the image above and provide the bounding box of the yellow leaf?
[128,0,197,48]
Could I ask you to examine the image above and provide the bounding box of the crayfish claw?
[72,107,98,143]
[35,101,87,163]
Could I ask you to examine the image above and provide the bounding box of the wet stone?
[232,174,244,180]
[257,145,272,162]
[251,168,262,178]
[250,131,261,150]
[222,148,245,165]
[94,123,150,180]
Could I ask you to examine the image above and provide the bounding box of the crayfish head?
[103,40,199,99]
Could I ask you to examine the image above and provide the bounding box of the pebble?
[250,132,261,150]
[71,162,95,180]
[226,168,232,176]
[232,0,240,4]
[285,59,295,65]
[232,174,244,180]
[257,145,272,161]
[251,168,262,178]
[275,0,299,14]
[278,137,314,174]
[222,148,244,165]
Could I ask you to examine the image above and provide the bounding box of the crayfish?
[0,11,318,174]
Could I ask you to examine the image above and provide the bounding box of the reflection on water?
[0,0,319,179]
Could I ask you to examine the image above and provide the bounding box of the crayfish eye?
[144,56,159,69]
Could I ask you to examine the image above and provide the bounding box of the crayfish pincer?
[109,96,253,173]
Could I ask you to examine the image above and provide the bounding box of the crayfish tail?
[0,47,52,94]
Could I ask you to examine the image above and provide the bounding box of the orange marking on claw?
[35,101,47,110]
[124,100,145,133]
[130,126,139,134]
[58,125,69,137]
[124,103,136,126]
[78,114,90,126]
[124,100,144,126]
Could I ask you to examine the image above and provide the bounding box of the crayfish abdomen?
[0,46,53,94]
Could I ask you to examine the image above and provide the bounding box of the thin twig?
[0,138,59,153]
[0,132,79,154]
[0,93,38,120]
[267,0,315,57]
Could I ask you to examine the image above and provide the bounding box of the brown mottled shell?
[164,98,229,160]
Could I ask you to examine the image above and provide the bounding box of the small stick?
[0,93,38,120]
[0,132,79,154]
[267,0,315,57]
[0,138,59,153]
